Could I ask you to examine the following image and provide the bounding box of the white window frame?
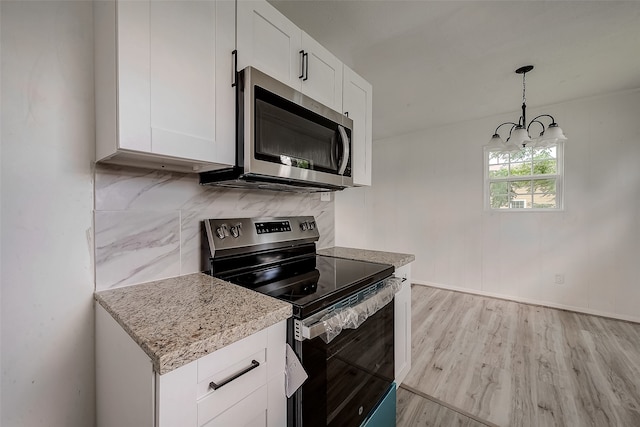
[483,142,564,211]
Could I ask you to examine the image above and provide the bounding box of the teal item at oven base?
[361,383,396,427]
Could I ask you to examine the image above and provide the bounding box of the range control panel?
[255,220,292,234]
[204,216,320,256]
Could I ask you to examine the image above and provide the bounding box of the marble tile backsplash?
[94,164,335,290]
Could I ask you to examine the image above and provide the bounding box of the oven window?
[254,87,349,175]
[300,300,394,426]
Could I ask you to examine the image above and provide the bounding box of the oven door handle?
[294,276,402,342]
[296,320,327,342]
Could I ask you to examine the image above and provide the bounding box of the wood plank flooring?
[397,285,640,426]
[397,385,493,427]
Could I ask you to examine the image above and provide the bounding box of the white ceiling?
[269,0,640,140]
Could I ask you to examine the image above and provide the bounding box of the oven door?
[288,300,395,427]
[241,67,354,188]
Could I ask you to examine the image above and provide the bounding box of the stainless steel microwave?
[200,67,353,192]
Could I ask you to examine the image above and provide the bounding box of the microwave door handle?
[337,125,350,176]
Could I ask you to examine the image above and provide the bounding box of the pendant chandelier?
[489,65,567,153]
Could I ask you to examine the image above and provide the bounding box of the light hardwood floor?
[397,285,640,426]
[397,385,495,426]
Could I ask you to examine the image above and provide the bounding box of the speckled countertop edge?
[316,246,415,269]
[95,273,292,375]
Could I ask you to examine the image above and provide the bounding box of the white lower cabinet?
[96,304,286,427]
[201,380,271,427]
[394,264,412,385]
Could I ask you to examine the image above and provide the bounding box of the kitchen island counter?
[317,246,415,269]
[95,273,292,374]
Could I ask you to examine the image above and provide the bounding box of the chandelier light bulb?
[544,123,567,141]
[504,138,524,153]
[531,132,548,148]
[510,126,532,147]
[489,133,504,146]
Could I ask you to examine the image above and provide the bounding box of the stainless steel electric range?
[204,216,399,427]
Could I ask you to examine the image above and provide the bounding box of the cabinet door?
[117,0,152,152]
[300,32,343,112]
[96,305,155,427]
[149,0,234,164]
[237,0,302,90]
[213,0,237,166]
[202,378,284,427]
[202,384,268,427]
[157,361,198,427]
[394,264,412,385]
[343,66,373,186]
[114,0,235,167]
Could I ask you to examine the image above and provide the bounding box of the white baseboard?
[412,279,640,324]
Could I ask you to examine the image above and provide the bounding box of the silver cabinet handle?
[209,360,260,391]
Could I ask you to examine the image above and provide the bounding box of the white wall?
[0,2,3,419]
[336,89,640,322]
[1,2,95,426]
[1,1,3,420]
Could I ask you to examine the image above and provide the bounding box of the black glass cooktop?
[217,255,394,318]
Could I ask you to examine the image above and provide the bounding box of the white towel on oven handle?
[285,343,308,398]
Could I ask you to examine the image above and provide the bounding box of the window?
[484,143,563,210]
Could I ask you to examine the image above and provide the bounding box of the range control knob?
[300,222,309,231]
[215,226,226,239]
[230,225,240,238]
[308,221,316,230]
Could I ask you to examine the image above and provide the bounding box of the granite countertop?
[95,273,292,375]
[316,246,415,269]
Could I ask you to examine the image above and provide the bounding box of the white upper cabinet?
[300,32,343,112]
[236,0,302,90]
[94,0,236,172]
[343,66,373,186]
[237,1,343,112]
[95,0,371,179]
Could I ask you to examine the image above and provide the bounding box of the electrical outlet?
[554,274,565,285]
[320,192,331,202]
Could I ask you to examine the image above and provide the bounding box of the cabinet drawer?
[197,327,269,386]
[196,353,267,424]
[196,328,269,425]
[201,383,268,427]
